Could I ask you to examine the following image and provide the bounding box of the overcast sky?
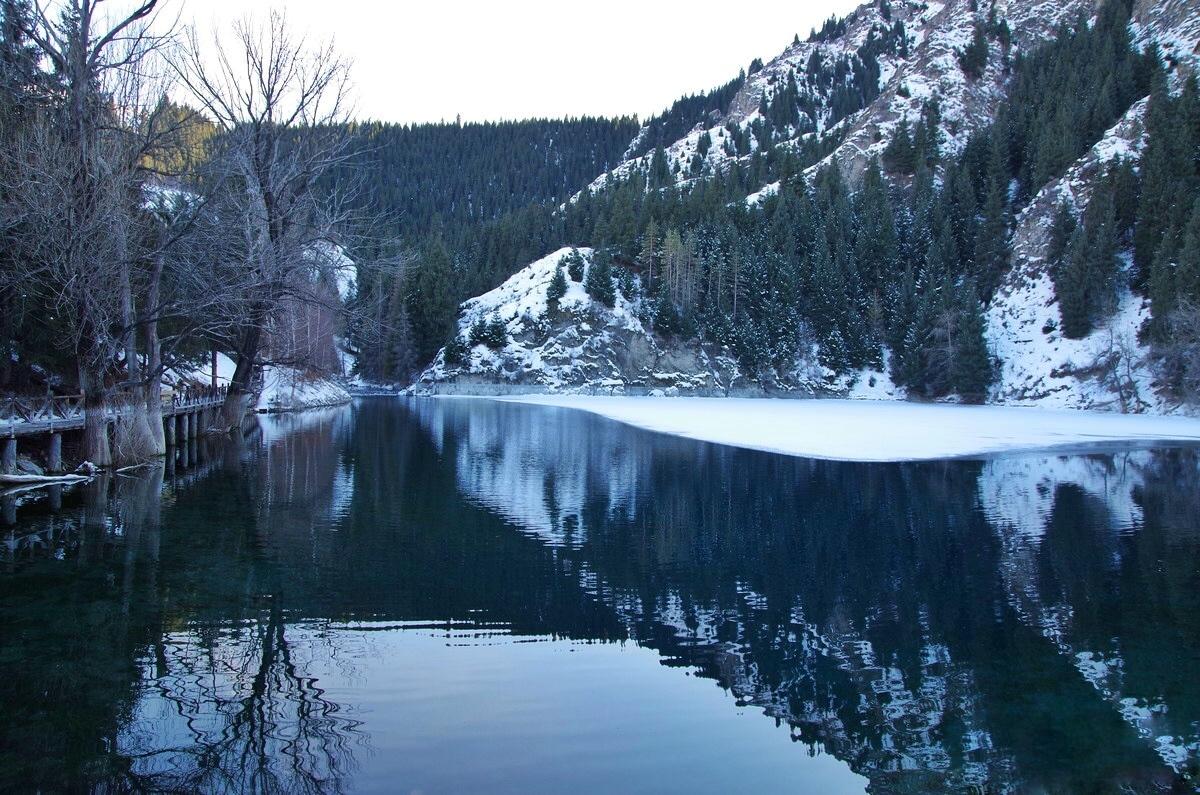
[180,0,862,125]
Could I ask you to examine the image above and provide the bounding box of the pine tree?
[1176,199,1200,301]
[958,21,990,80]
[854,160,899,297]
[1056,224,1093,339]
[547,264,568,313]
[565,248,585,281]
[973,133,1010,300]
[952,278,992,401]
[388,302,417,383]
[407,240,458,365]
[1054,181,1121,339]
[883,118,916,173]
[585,251,616,307]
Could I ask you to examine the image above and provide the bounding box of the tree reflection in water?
[1,399,1197,794]
[409,398,1200,794]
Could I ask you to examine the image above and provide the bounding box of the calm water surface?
[1,398,1198,793]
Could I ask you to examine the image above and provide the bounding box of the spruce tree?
[1176,199,1200,301]
[547,264,568,313]
[566,249,586,281]
[1056,223,1093,338]
[408,240,458,365]
[883,118,916,174]
[973,133,1010,300]
[585,251,616,307]
[952,278,992,402]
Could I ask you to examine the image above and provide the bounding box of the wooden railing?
[2,386,228,437]
[0,393,84,425]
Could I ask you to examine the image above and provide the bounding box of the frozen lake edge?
[442,395,1200,462]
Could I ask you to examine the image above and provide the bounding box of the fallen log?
[0,473,91,486]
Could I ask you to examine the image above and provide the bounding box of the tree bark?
[220,322,263,430]
[79,363,111,468]
[144,255,165,456]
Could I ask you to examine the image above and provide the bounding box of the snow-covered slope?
[985,100,1169,412]
[256,366,352,413]
[414,247,756,395]
[425,0,1200,416]
[580,0,1092,199]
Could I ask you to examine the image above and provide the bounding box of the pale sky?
[181,0,862,125]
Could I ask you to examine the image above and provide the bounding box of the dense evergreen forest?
[358,0,1200,408]
[326,117,638,238]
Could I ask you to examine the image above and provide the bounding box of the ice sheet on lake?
[483,396,1200,462]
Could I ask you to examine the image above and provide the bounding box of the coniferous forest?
[346,0,1200,406]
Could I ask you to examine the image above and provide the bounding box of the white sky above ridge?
[180,0,863,124]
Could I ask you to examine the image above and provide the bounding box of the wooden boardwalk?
[2,387,227,473]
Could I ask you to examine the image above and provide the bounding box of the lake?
[1,397,1198,793]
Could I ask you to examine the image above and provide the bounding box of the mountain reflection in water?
[1,398,1197,793]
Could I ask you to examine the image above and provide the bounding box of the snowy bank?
[481,396,1200,462]
[257,366,352,413]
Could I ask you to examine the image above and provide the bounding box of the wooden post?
[48,484,62,512]
[188,411,197,440]
[164,412,175,447]
[2,436,15,475]
[2,496,14,526]
[177,413,187,444]
[47,432,62,473]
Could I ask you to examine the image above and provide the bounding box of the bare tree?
[175,12,358,429]
[4,0,165,466]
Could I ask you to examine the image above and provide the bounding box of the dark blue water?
[1,398,1197,793]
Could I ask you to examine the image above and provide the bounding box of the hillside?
[407,0,1200,417]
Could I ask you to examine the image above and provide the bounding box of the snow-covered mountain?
[417,0,1200,413]
[582,0,1094,199]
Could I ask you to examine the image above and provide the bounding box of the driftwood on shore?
[0,473,91,486]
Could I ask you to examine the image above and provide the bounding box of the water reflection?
[413,398,1200,793]
[0,399,1196,793]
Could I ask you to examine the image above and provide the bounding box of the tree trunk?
[79,364,111,468]
[220,323,263,430]
[144,255,166,456]
[112,247,157,465]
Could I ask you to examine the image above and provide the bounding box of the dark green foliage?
[352,0,1196,405]
[1053,178,1121,339]
[651,282,683,336]
[407,241,458,365]
[952,279,993,402]
[469,315,508,349]
[1137,74,1199,289]
[564,249,586,281]
[973,139,1010,301]
[627,75,745,160]
[883,118,916,173]
[958,21,989,80]
[1004,0,1151,199]
[327,116,636,241]
[443,336,469,367]
[584,251,616,308]
[547,264,568,312]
